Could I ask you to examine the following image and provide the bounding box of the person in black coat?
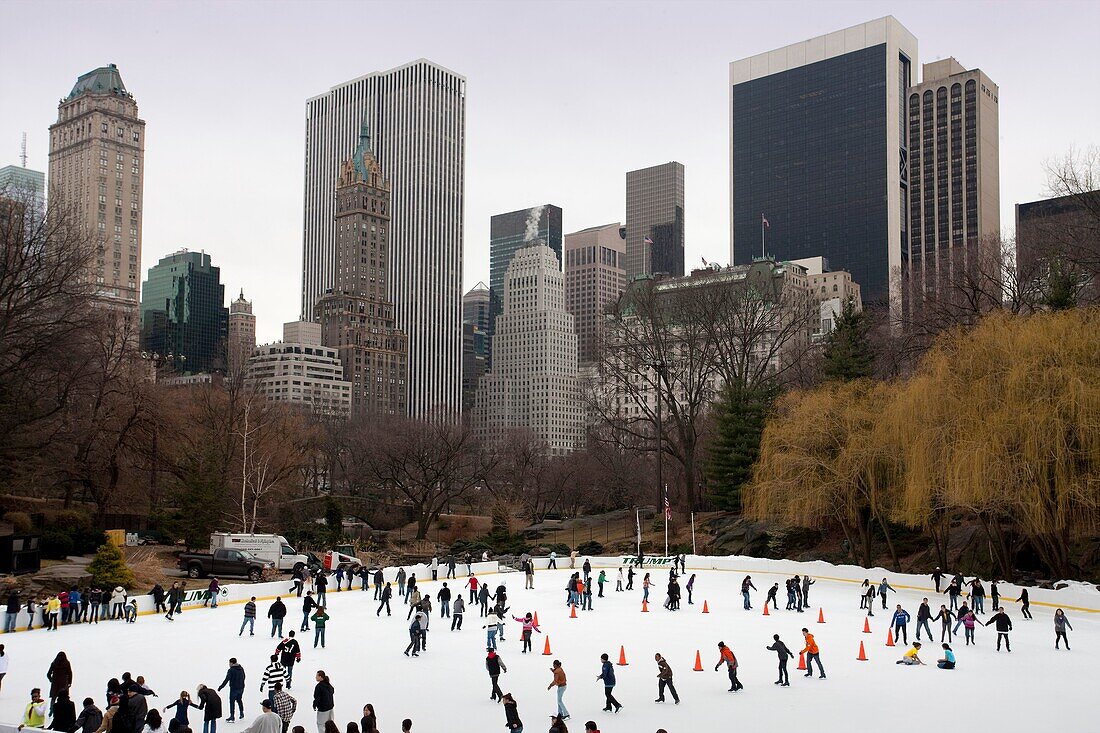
[151,585,167,614]
[74,697,103,733]
[312,672,334,732]
[766,634,793,686]
[268,598,287,638]
[984,608,1014,651]
[196,685,222,733]
[47,692,76,731]
[5,591,19,633]
[501,693,521,732]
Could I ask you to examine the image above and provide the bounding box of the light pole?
[650,361,667,522]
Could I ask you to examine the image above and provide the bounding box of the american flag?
[663,487,672,521]
[761,214,770,228]
[644,235,654,245]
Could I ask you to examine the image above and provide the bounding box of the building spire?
[353,118,372,181]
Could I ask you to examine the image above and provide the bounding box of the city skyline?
[2,0,1098,341]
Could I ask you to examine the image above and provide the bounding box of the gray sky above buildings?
[2,0,1097,342]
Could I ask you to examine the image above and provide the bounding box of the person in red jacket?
[714,642,743,692]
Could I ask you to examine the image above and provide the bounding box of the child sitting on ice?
[896,642,924,665]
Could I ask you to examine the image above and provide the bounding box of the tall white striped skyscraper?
[303,59,466,419]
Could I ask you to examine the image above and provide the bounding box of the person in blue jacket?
[891,604,911,645]
[216,659,245,723]
[878,578,896,609]
[595,653,622,713]
[937,643,956,669]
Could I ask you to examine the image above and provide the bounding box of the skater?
[512,612,540,653]
[47,651,73,713]
[372,569,384,599]
[937,643,956,669]
[653,653,679,704]
[196,685,222,733]
[945,579,961,611]
[240,597,258,636]
[49,691,76,731]
[626,566,635,591]
[168,582,184,617]
[931,567,945,593]
[466,574,479,605]
[596,653,622,713]
[582,578,594,611]
[915,599,933,641]
[485,649,507,702]
[1016,588,1032,619]
[767,583,779,610]
[419,601,432,650]
[164,691,198,729]
[800,628,825,679]
[311,672,334,733]
[547,660,569,719]
[314,572,327,608]
[268,597,287,638]
[430,556,439,582]
[276,632,301,689]
[524,558,535,590]
[405,589,422,619]
[311,607,329,649]
[3,590,17,633]
[217,659,246,723]
[896,642,925,666]
[260,655,287,705]
[597,570,606,598]
[478,584,491,617]
[333,566,344,594]
[149,585,166,615]
[961,608,977,646]
[714,642,742,692]
[991,580,1000,610]
[501,693,522,732]
[793,575,804,612]
[290,568,304,598]
[933,605,955,642]
[437,583,451,618]
[376,583,392,617]
[984,607,1013,651]
[891,604,911,645]
[686,574,695,605]
[569,550,577,569]
[447,555,456,580]
[878,578,896,609]
[741,575,756,610]
[360,704,378,733]
[405,614,422,657]
[464,552,473,576]
[766,634,792,686]
[1054,609,1072,649]
[206,578,220,609]
[270,685,295,733]
[74,697,103,733]
[582,558,591,581]
[450,595,465,630]
[125,599,138,623]
[301,592,316,632]
[396,568,407,599]
[548,716,566,733]
[111,587,127,619]
[548,551,557,570]
[969,578,986,615]
[802,575,815,605]
[864,585,877,616]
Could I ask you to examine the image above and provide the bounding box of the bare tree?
[236,396,313,533]
[1044,146,1100,279]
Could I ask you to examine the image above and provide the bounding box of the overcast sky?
[3,0,1097,342]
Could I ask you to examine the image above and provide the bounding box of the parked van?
[210,533,309,573]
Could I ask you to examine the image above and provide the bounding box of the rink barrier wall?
[528,555,1100,613]
[3,560,501,633]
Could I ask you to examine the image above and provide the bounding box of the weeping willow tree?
[897,310,1100,579]
[747,379,902,568]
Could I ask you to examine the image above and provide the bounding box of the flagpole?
[691,512,696,556]
[663,484,668,556]
[761,213,765,259]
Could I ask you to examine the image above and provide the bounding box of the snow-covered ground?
[1,558,1095,733]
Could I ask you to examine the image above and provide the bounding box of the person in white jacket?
[111,588,127,620]
[241,700,282,733]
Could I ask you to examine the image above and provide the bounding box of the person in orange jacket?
[713,642,743,692]
[800,628,826,679]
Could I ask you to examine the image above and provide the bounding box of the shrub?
[3,512,32,534]
[41,529,75,560]
[576,540,604,556]
[87,542,134,589]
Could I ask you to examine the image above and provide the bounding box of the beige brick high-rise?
[228,289,256,379]
[564,222,626,366]
[48,64,146,322]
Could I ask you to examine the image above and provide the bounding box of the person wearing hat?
[896,642,925,666]
[241,699,281,733]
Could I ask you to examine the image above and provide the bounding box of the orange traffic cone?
[542,636,552,655]
[857,640,868,661]
[817,608,825,624]
[617,645,629,666]
[693,650,704,671]
[797,652,807,670]
[763,604,770,616]
[886,628,895,647]
[702,600,709,614]
[863,616,871,633]
[641,599,649,613]
[570,604,577,619]
[533,611,539,627]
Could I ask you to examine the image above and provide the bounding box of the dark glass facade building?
[730,18,916,305]
[625,162,685,280]
[140,250,228,374]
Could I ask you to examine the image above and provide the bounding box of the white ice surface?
[1,561,1094,733]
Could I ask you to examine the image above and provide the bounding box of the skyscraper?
[461,282,490,414]
[317,122,408,417]
[303,60,466,418]
[462,281,490,334]
[729,17,916,305]
[625,162,684,280]
[473,245,583,456]
[0,165,46,215]
[489,206,563,343]
[905,58,1000,311]
[48,63,146,319]
[228,289,256,378]
[140,250,228,375]
[564,222,626,365]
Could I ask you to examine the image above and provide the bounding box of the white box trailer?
[210,533,309,573]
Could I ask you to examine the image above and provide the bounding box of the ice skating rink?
[1,560,1095,732]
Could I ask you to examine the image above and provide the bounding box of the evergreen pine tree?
[821,299,874,382]
[708,384,777,511]
[162,450,225,550]
[87,540,135,589]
